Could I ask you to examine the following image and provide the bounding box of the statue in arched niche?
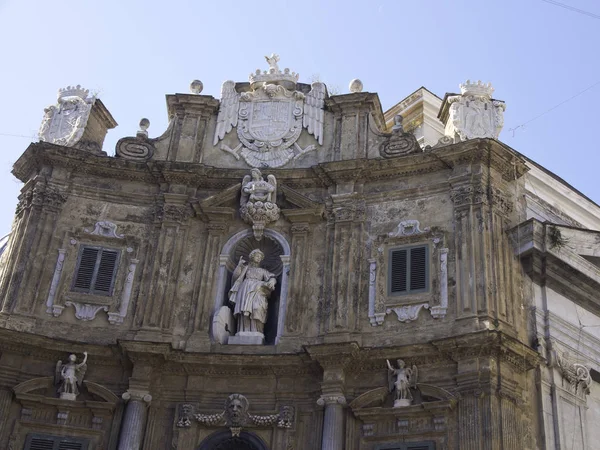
[228,249,276,344]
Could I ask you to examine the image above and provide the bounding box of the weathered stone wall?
[0,81,544,449]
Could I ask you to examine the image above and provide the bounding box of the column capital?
[317,395,346,407]
[122,390,152,403]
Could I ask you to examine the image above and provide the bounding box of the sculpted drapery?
[228,249,276,334]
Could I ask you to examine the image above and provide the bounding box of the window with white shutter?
[72,245,120,296]
[23,434,89,450]
[388,244,429,295]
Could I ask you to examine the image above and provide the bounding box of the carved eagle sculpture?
[213,81,327,147]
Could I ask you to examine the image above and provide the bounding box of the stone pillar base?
[59,393,77,401]
[393,399,412,408]
[228,331,264,345]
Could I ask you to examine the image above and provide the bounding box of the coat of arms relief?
[213,54,326,168]
[38,85,95,147]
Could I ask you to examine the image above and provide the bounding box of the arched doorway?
[198,430,269,450]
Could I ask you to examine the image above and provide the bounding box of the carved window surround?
[369,220,448,326]
[45,221,140,325]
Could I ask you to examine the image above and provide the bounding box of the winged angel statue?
[55,351,88,400]
[213,54,326,168]
[387,359,418,407]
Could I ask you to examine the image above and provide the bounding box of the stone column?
[117,390,152,450]
[317,394,346,450]
[0,388,13,439]
[306,343,358,450]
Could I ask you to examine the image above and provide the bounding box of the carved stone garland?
[368,220,448,326]
[176,394,294,437]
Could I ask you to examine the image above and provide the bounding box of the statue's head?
[397,359,405,368]
[225,394,249,425]
[249,249,264,263]
[250,168,262,181]
[69,354,77,362]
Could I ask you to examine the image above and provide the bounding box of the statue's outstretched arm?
[76,351,88,369]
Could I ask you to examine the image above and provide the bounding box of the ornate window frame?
[369,220,448,326]
[45,220,140,324]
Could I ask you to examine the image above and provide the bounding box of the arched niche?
[198,430,269,450]
[212,229,290,345]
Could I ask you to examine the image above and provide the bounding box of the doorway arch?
[198,430,269,450]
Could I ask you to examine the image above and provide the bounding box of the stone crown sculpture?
[249,53,299,89]
[57,85,90,101]
[459,80,494,98]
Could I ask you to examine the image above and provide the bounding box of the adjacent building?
[0,56,598,449]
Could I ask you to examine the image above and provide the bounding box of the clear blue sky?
[0,0,598,234]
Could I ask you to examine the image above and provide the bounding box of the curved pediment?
[13,377,118,404]
[349,383,457,412]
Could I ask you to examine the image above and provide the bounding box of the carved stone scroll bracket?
[430,248,449,319]
[65,302,108,321]
[552,348,592,397]
[388,219,430,237]
[84,221,124,239]
[115,136,155,161]
[46,249,66,316]
[387,304,430,323]
[368,258,385,326]
[379,115,421,158]
[108,258,139,325]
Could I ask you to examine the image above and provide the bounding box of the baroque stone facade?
[0,57,599,449]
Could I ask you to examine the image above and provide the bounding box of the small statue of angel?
[241,168,277,205]
[387,359,417,406]
[55,351,88,400]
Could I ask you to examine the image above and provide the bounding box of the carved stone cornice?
[279,185,325,224]
[166,93,219,120]
[432,330,541,373]
[326,92,385,130]
[15,182,67,216]
[0,328,119,366]
[512,219,600,316]
[305,342,360,370]
[327,193,366,223]
[13,140,527,198]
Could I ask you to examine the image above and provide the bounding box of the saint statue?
[228,249,276,335]
[387,359,418,407]
[55,352,88,400]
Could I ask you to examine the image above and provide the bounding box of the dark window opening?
[389,244,429,295]
[72,246,120,296]
[24,434,89,450]
[375,442,435,450]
